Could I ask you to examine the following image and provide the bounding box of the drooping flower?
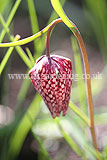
[29,55,72,118]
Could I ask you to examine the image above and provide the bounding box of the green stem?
[16,74,31,112]
[0,14,32,68]
[27,0,39,34]
[26,48,35,66]
[32,132,51,160]
[0,18,62,47]
[69,101,90,125]
[0,35,20,75]
[0,0,21,42]
[27,0,41,53]
[8,94,42,160]
[55,118,84,157]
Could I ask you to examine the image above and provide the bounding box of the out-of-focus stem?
[0,35,20,75]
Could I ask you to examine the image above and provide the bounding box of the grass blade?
[32,131,51,160]
[0,0,21,42]
[0,14,32,68]
[55,118,84,157]
[51,0,76,33]
[69,101,90,125]
[8,94,42,160]
[27,0,42,55]
[0,35,20,75]
[26,47,35,66]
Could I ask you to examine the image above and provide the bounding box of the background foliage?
[0,0,107,160]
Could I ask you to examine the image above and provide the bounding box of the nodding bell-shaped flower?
[29,55,72,118]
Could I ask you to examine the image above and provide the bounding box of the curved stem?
[46,17,98,151]
[46,18,62,57]
[73,30,98,150]
[70,21,98,150]
[0,18,62,48]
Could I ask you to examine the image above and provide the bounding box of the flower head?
[29,55,72,118]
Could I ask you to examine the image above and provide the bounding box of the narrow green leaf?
[0,35,20,75]
[0,18,61,47]
[15,46,32,69]
[8,94,42,160]
[27,0,43,55]
[69,101,90,125]
[50,0,76,33]
[16,75,31,110]
[0,0,10,14]
[48,0,66,24]
[84,0,107,60]
[102,144,107,160]
[32,132,51,160]
[0,0,21,42]
[0,48,13,75]
[55,118,84,157]
[27,0,39,34]
[26,48,35,66]
[0,14,32,68]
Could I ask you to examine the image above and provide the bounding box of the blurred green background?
[0,0,107,160]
